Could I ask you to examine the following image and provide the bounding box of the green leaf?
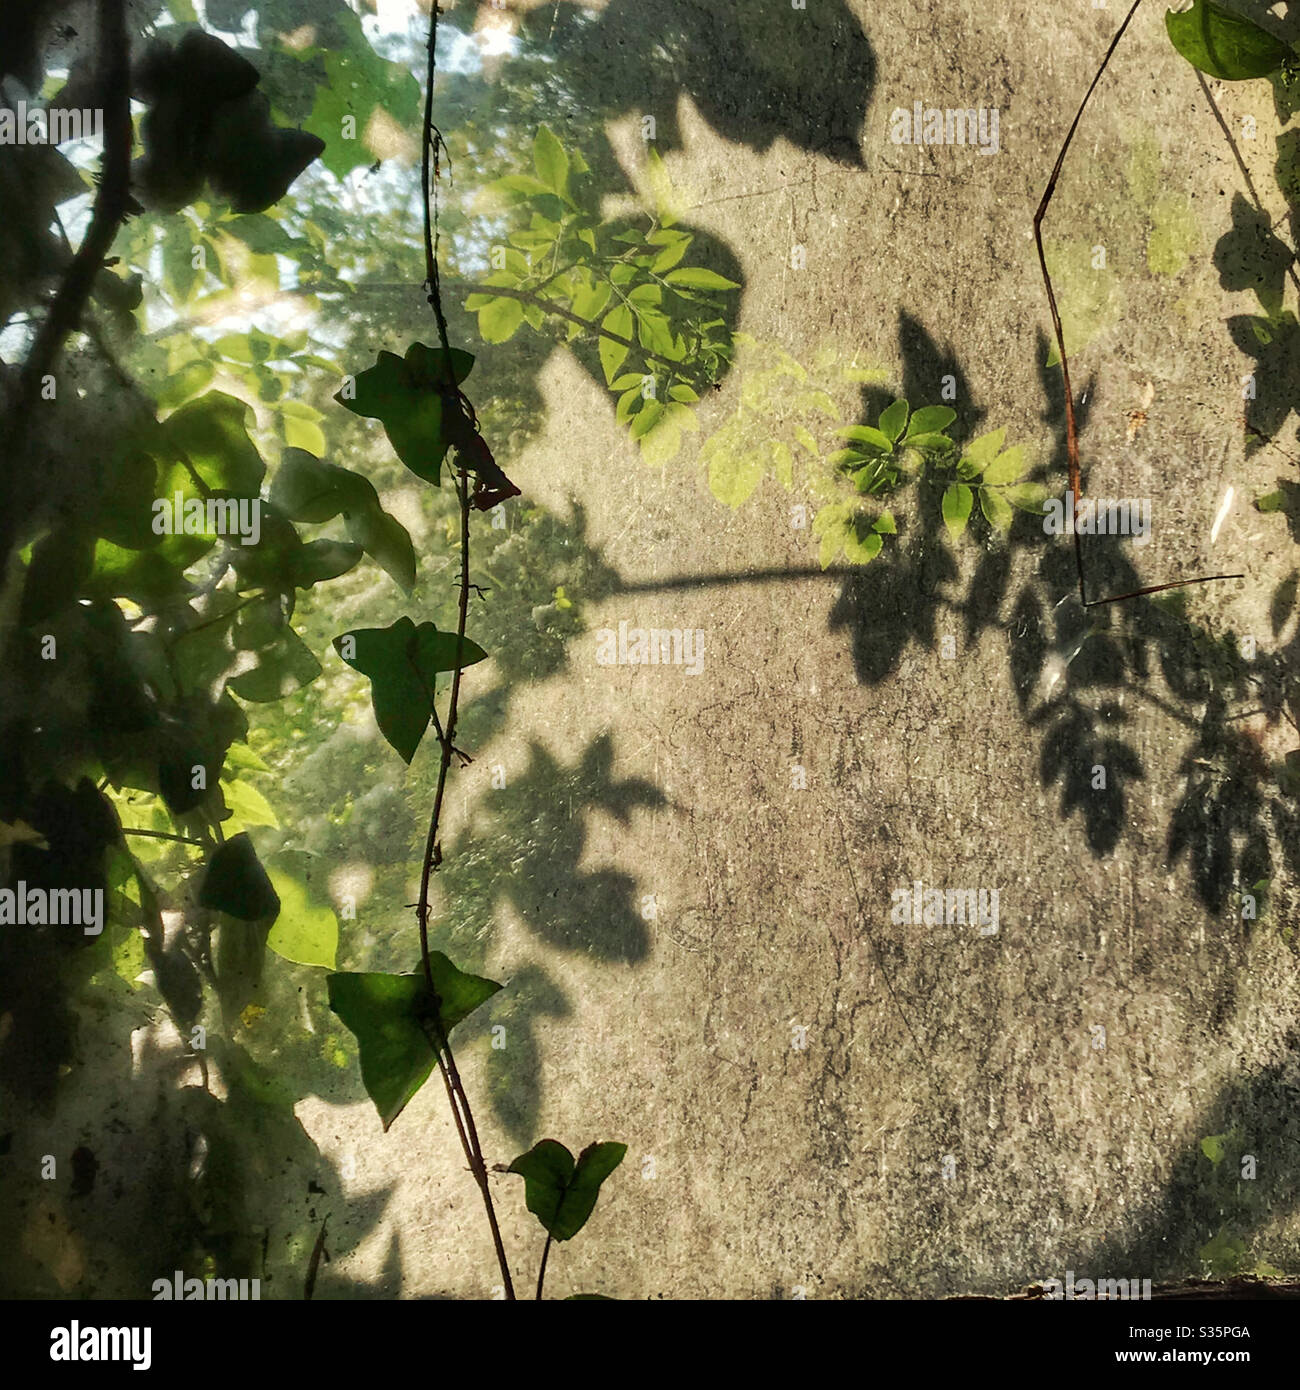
[487,172,554,203]
[904,432,955,453]
[228,626,322,702]
[1166,0,1290,80]
[663,266,740,291]
[532,125,570,198]
[284,410,327,456]
[327,960,502,1130]
[478,296,525,344]
[270,448,346,522]
[1200,1132,1230,1166]
[507,1139,627,1242]
[838,425,894,452]
[345,507,416,594]
[905,405,957,438]
[981,445,1027,486]
[288,539,363,588]
[157,359,216,409]
[843,528,883,564]
[199,833,281,921]
[599,305,633,383]
[335,344,475,487]
[943,482,973,539]
[301,44,418,179]
[333,617,488,763]
[628,400,663,440]
[878,398,910,443]
[873,510,897,534]
[1005,482,1049,514]
[961,428,1007,472]
[979,486,1014,532]
[222,777,279,830]
[266,869,338,969]
[161,391,264,497]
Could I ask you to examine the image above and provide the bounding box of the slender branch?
[1033,0,1242,608]
[536,1233,553,1301]
[1,0,132,563]
[121,828,205,847]
[303,1217,329,1301]
[414,0,517,1303]
[355,278,687,378]
[464,280,683,375]
[10,0,132,418]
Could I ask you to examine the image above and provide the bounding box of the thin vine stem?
[1033,0,1243,608]
[414,0,516,1302]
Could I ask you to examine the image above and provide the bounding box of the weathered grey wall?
[294,0,1300,1298]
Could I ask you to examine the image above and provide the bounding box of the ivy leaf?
[507,1139,627,1242]
[333,617,488,763]
[327,960,503,1131]
[161,391,264,497]
[943,482,973,539]
[288,540,363,588]
[271,450,416,592]
[878,399,910,443]
[266,869,337,969]
[270,448,350,523]
[1166,0,1290,80]
[335,344,475,486]
[205,91,325,214]
[228,626,322,702]
[199,833,281,921]
[344,507,417,594]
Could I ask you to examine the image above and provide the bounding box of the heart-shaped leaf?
[199,832,281,921]
[333,617,488,763]
[335,344,475,486]
[507,1139,627,1242]
[266,869,338,969]
[327,960,503,1130]
[1166,0,1290,81]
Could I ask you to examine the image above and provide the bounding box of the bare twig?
[304,1217,329,1300]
